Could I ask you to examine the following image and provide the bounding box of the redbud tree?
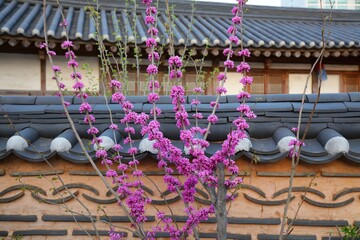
[43,0,255,239]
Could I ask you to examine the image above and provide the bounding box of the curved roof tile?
[1,94,360,164]
[1,0,359,49]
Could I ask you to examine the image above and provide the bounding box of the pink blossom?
[223,48,234,57]
[148,51,160,61]
[128,147,138,155]
[79,102,92,113]
[72,81,84,90]
[193,113,203,119]
[224,60,234,69]
[52,66,61,72]
[168,56,183,68]
[142,0,153,4]
[169,69,183,79]
[240,76,253,85]
[63,101,70,107]
[229,36,239,44]
[113,144,122,152]
[39,42,46,49]
[132,170,143,177]
[216,87,227,95]
[96,149,108,158]
[237,91,251,100]
[146,6,157,15]
[290,127,298,132]
[210,101,220,108]
[238,48,251,57]
[59,19,68,27]
[84,114,95,124]
[58,82,65,89]
[148,27,158,36]
[227,26,236,35]
[67,59,78,68]
[70,72,82,80]
[207,114,218,124]
[232,16,242,24]
[145,37,157,47]
[193,87,203,93]
[112,92,126,103]
[148,80,160,90]
[191,99,200,105]
[231,6,239,15]
[237,62,251,72]
[110,80,121,89]
[87,126,99,135]
[109,124,118,130]
[65,50,76,59]
[146,64,158,75]
[148,93,159,103]
[61,40,73,49]
[47,50,56,56]
[145,15,155,25]
[217,73,227,81]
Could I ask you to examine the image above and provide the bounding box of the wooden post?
[39,51,46,95]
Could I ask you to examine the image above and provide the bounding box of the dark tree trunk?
[216,163,227,240]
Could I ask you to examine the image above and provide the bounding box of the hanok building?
[1,0,360,239]
[0,0,359,96]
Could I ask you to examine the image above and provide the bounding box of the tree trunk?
[216,163,227,240]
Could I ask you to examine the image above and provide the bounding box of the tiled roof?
[1,93,360,164]
[0,0,359,49]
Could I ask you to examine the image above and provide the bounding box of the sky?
[195,0,281,6]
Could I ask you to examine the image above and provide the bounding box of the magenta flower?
[146,37,157,48]
[194,87,203,93]
[227,26,236,35]
[58,82,65,89]
[237,91,251,100]
[87,126,99,135]
[145,15,156,25]
[110,80,121,89]
[236,62,251,72]
[229,36,239,44]
[47,50,56,56]
[67,59,79,68]
[84,114,95,124]
[207,114,218,124]
[148,51,160,61]
[79,102,92,113]
[128,147,138,155]
[61,40,73,49]
[216,87,227,95]
[224,60,234,69]
[52,65,61,72]
[148,27,159,36]
[63,101,70,108]
[169,69,183,79]
[72,81,84,90]
[70,72,82,80]
[96,149,108,158]
[148,93,159,103]
[232,16,242,24]
[223,48,234,57]
[112,92,125,103]
[146,6,157,15]
[146,64,158,75]
[217,73,227,81]
[168,56,183,68]
[65,50,76,59]
[240,76,253,85]
[109,124,118,130]
[238,48,251,57]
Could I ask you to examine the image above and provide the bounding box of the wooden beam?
[39,51,46,95]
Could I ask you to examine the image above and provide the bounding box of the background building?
[307,0,360,9]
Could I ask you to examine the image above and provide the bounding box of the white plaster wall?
[224,72,244,95]
[320,74,340,93]
[46,56,99,91]
[289,74,312,94]
[0,53,40,90]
